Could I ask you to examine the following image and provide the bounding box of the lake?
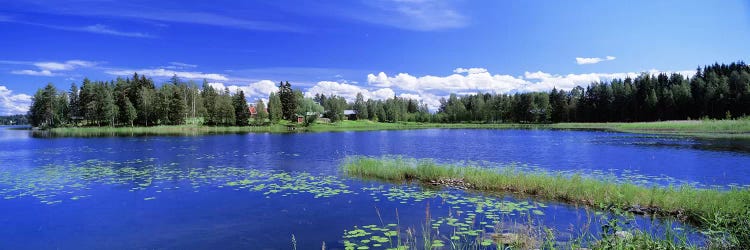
[1,127,748,249]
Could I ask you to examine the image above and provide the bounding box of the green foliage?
[166,85,186,125]
[295,96,323,126]
[268,92,282,123]
[278,81,297,120]
[215,88,235,126]
[29,83,59,127]
[26,62,750,129]
[122,97,136,127]
[437,62,750,123]
[354,92,368,120]
[317,94,347,122]
[342,156,750,247]
[254,99,268,125]
[232,90,250,126]
[0,114,28,125]
[201,80,218,125]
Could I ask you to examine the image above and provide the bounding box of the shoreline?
[31,119,750,139]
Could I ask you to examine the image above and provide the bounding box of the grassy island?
[341,156,750,247]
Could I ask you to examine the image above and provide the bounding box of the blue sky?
[1,0,749,115]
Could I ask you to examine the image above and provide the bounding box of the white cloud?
[8,60,96,77]
[354,0,468,31]
[453,68,487,74]
[397,93,422,101]
[11,69,54,76]
[370,88,396,100]
[303,81,395,102]
[168,62,198,69]
[367,67,695,110]
[575,56,616,65]
[368,68,527,93]
[0,18,152,38]
[207,80,278,101]
[0,86,32,115]
[80,24,151,38]
[106,68,229,81]
[34,60,96,71]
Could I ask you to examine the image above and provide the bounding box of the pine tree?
[168,87,186,125]
[233,90,250,126]
[202,80,218,125]
[279,81,297,120]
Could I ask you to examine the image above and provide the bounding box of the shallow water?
[1,126,748,249]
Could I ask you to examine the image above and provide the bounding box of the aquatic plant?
[0,158,353,204]
[341,156,750,248]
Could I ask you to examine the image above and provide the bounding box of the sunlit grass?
[43,118,750,138]
[341,156,750,247]
[46,124,290,136]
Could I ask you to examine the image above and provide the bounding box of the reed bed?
[341,156,750,247]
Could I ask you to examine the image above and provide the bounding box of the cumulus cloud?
[575,56,616,65]
[0,86,32,115]
[304,81,394,102]
[207,80,278,101]
[106,68,229,81]
[367,68,527,93]
[9,60,96,76]
[367,67,694,110]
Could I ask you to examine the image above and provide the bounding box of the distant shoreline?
[30,119,750,139]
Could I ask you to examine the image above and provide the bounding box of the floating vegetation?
[339,207,550,249]
[362,185,544,220]
[343,156,750,248]
[343,224,401,250]
[0,158,353,204]
[346,184,554,249]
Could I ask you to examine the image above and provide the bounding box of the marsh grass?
[341,156,750,247]
[347,204,698,250]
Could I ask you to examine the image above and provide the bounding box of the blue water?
[0,127,748,249]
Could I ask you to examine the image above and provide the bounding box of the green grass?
[341,156,750,247]
[548,119,750,139]
[40,118,750,138]
[302,119,750,138]
[46,124,290,136]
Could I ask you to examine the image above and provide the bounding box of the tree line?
[27,62,750,127]
[0,115,28,125]
[434,62,750,123]
[28,74,268,128]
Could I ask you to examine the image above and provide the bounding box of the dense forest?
[436,62,750,123]
[0,115,28,125]
[26,73,431,128]
[27,62,750,128]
